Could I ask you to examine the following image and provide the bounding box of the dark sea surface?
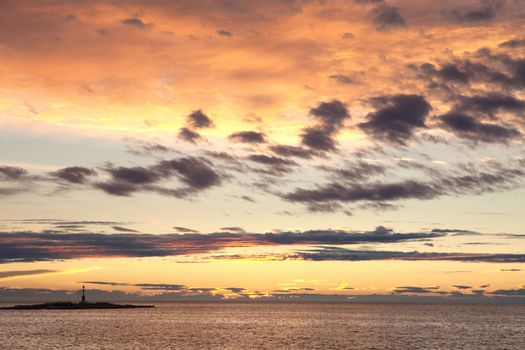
[1,302,524,349]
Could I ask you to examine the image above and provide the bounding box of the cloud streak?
[0,227,445,263]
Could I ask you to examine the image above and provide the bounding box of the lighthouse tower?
[80,285,87,303]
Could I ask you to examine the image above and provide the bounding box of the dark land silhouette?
[0,285,154,310]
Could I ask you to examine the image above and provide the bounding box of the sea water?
[1,302,524,349]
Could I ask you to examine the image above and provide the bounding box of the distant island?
[0,285,154,310]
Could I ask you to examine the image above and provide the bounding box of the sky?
[0,0,525,302]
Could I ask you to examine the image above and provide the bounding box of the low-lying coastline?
[0,302,154,310]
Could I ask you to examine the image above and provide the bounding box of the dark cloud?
[187,110,214,129]
[342,32,354,39]
[309,100,350,133]
[299,100,350,152]
[439,112,521,143]
[446,2,502,25]
[0,269,56,279]
[284,180,437,204]
[431,228,477,234]
[217,29,232,37]
[220,227,246,233]
[93,181,138,196]
[0,166,28,180]
[94,157,222,197]
[301,127,336,151]
[490,288,525,296]
[500,268,522,272]
[173,226,198,233]
[0,228,446,263]
[111,226,139,233]
[228,131,267,144]
[393,286,445,294]
[178,127,202,144]
[54,224,85,231]
[248,154,296,168]
[240,195,255,202]
[418,51,525,92]
[270,145,315,159]
[454,93,525,116]
[284,158,525,209]
[353,0,384,4]
[225,287,246,293]
[51,166,97,184]
[291,246,525,263]
[126,141,171,156]
[371,5,406,31]
[358,94,431,145]
[499,38,525,49]
[121,18,149,28]
[156,157,221,190]
[329,74,355,84]
[435,64,469,84]
[321,161,386,182]
[108,166,160,185]
[453,285,472,290]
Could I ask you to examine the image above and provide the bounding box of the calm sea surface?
[0,302,524,349]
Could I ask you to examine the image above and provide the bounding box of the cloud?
[445,2,503,25]
[0,228,446,263]
[320,161,386,182]
[283,158,525,209]
[418,50,525,91]
[358,94,431,145]
[217,29,233,37]
[284,180,437,205]
[290,246,525,263]
[300,128,337,151]
[309,100,350,133]
[121,18,150,29]
[353,0,384,4]
[220,227,246,233]
[329,74,355,84]
[299,100,350,152]
[94,157,222,197]
[178,127,202,144]
[371,5,406,31]
[51,166,97,184]
[0,166,28,180]
[247,154,297,174]
[270,145,315,159]
[156,157,222,190]
[187,110,214,129]
[393,286,445,294]
[499,38,525,48]
[453,285,472,289]
[430,228,477,234]
[439,112,520,143]
[228,131,267,144]
[490,288,525,296]
[173,226,198,233]
[111,226,139,233]
[107,166,160,185]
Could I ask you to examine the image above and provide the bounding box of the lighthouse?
[80,285,87,303]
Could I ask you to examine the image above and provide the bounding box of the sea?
[0,302,524,349]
